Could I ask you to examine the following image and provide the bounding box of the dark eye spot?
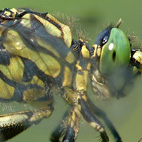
[112,51,116,61]
[102,36,108,45]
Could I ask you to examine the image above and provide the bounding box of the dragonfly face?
[94,26,131,76]
[91,25,132,99]
[0,8,141,142]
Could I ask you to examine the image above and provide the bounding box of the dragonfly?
[0,8,141,142]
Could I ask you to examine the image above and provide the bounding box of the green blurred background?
[0,0,142,142]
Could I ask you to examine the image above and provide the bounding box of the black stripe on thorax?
[0,70,43,102]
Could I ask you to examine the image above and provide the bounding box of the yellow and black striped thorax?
[0,8,91,102]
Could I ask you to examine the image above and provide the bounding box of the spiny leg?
[87,97,122,142]
[77,93,109,142]
[0,88,55,142]
[62,106,80,142]
[62,87,109,142]
[50,109,69,142]
[0,108,53,142]
[50,106,80,142]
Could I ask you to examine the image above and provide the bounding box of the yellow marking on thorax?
[91,44,97,58]
[0,56,24,82]
[75,61,82,71]
[65,51,75,64]
[4,30,61,78]
[0,8,18,25]
[0,79,15,99]
[133,51,142,65]
[34,14,62,38]
[133,51,142,72]
[87,63,91,70]
[75,60,91,91]
[23,88,45,102]
[81,45,90,58]
[62,66,72,87]
[92,44,101,58]
[47,14,72,48]
[20,14,32,29]
[33,13,72,48]
[75,70,89,91]
[35,53,61,78]
[28,76,44,88]
[8,8,17,16]
[36,36,61,58]
[96,46,102,57]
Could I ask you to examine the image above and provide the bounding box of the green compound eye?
[99,28,131,76]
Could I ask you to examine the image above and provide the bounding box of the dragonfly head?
[90,21,131,99]
[91,22,131,76]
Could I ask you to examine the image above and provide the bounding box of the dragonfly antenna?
[116,18,122,28]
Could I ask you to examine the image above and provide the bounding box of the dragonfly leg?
[50,106,80,142]
[0,107,54,141]
[63,88,109,142]
[78,93,109,142]
[87,97,122,142]
[62,106,80,142]
[50,109,68,142]
[50,108,69,142]
[50,122,62,142]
